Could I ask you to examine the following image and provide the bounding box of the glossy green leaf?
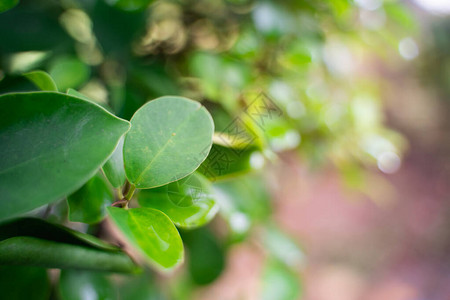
[183,228,225,285]
[49,57,90,91]
[0,0,18,13]
[0,92,130,221]
[0,266,50,300]
[0,218,138,272]
[23,70,58,91]
[67,173,114,224]
[102,137,126,188]
[124,96,214,189]
[107,207,184,271]
[59,270,117,300]
[0,217,119,251]
[139,173,219,229]
[0,236,138,273]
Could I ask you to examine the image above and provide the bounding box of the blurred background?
[1,0,449,299]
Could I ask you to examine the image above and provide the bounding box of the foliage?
[0,0,414,298]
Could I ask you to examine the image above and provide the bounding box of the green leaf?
[102,137,126,188]
[182,228,225,285]
[0,236,138,273]
[49,57,90,91]
[0,0,18,13]
[23,70,58,91]
[0,265,50,300]
[0,219,137,272]
[67,173,114,224]
[0,217,119,251]
[107,207,184,271]
[59,270,117,300]
[124,96,214,189]
[0,92,130,221]
[139,173,219,229]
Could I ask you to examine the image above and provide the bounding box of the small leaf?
[124,96,214,189]
[139,173,219,229]
[0,92,130,221]
[23,70,58,91]
[59,270,117,300]
[102,137,126,188]
[67,173,114,224]
[0,236,138,273]
[107,207,184,271]
[0,0,18,13]
[0,265,50,300]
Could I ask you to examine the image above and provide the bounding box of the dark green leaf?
[102,137,126,188]
[139,173,219,229]
[67,173,114,224]
[23,70,58,91]
[0,92,130,220]
[107,207,184,271]
[59,270,117,300]
[124,96,214,189]
[0,236,138,273]
[0,217,119,251]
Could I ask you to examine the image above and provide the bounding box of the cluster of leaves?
[0,0,415,298]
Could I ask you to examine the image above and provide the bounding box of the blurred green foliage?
[0,0,416,298]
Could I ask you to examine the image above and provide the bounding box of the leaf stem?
[125,184,136,201]
[116,188,124,200]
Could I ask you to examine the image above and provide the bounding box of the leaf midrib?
[133,106,202,185]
